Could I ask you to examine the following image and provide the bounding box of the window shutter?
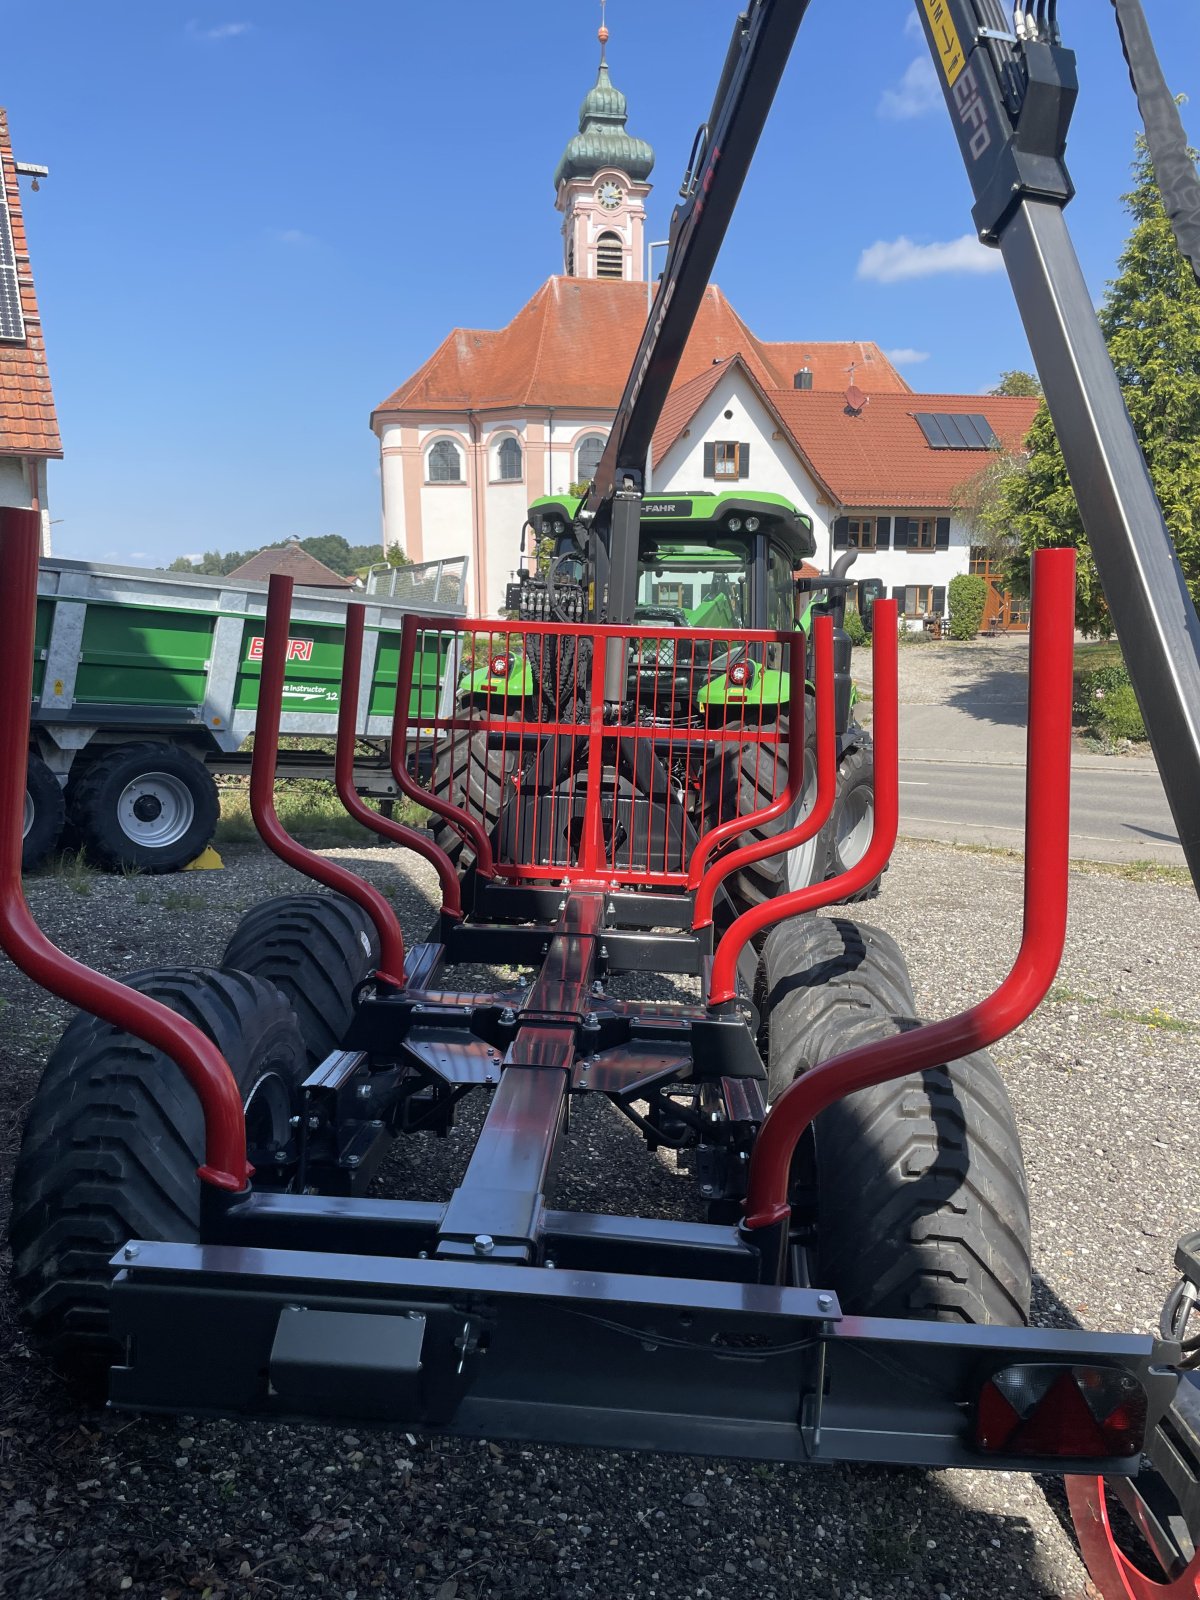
[894,516,909,547]
[935,516,951,549]
[932,585,947,617]
[833,517,850,550]
[739,443,750,479]
[876,516,891,549]
[704,442,716,479]
[890,586,905,603]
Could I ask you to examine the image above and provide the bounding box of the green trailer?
[24,555,467,874]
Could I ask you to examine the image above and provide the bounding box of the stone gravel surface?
[2,838,1198,1600]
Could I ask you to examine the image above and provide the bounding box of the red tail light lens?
[728,660,753,688]
[975,1364,1147,1459]
[489,654,511,678]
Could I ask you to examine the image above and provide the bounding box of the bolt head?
[345,1154,361,1168]
[817,1292,834,1311]
[474,1234,494,1255]
[123,1243,139,1261]
[356,1083,373,1100]
[307,1115,321,1131]
[288,1114,301,1128]
[500,1008,516,1025]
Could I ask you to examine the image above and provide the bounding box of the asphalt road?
[898,756,1185,864]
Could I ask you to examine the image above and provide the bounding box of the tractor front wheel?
[760,915,1031,1324]
[828,738,881,902]
[8,968,307,1394]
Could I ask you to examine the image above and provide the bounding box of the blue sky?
[5,1,1197,567]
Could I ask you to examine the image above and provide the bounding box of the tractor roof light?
[745,515,761,532]
[727,516,743,533]
[974,1364,1147,1459]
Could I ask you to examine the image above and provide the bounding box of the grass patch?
[217,780,429,848]
[1048,984,1099,1006]
[159,890,209,913]
[897,836,1192,886]
[1102,1005,1197,1034]
[1074,639,1125,675]
[50,849,96,897]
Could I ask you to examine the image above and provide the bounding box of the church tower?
[554,12,654,282]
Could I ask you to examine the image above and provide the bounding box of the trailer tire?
[68,742,219,874]
[23,752,65,872]
[761,915,1031,1326]
[8,967,306,1394]
[827,739,882,903]
[429,731,516,870]
[222,893,380,1068]
[722,697,832,920]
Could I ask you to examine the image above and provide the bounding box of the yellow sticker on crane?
[922,0,966,87]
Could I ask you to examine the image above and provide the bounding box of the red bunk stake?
[742,551,1076,1233]
[692,618,837,929]
[707,601,900,1004]
[333,605,462,920]
[390,617,496,877]
[0,508,250,1192]
[250,575,407,988]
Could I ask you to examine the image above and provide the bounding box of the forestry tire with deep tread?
[8,967,307,1394]
[760,915,1031,1326]
[23,752,65,872]
[428,731,517,871]
[67,741,219,874]
[221,892,380,1068]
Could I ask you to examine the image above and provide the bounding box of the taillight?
[974,1365,1146,1459]
[489,654,511,678]
[728,660,754,688]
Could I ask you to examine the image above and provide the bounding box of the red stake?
[250,575,407,987]
[742,551,1075,1231]
[0,509,249,1191]
[334,605,462,920]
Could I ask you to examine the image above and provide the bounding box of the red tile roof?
[373,278,909,418]
[225,543,357,588]
[0,110,61,458]
[771,391,1040,508]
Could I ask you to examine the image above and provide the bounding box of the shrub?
[947,573,988,640]
[843,607,867,647]
[1096,680,1146,742]
[1074,662,1147,742]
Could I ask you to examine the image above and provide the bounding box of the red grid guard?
[396,616,813,890]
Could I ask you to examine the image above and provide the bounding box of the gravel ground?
[2,837,1198,1600]
[849,637,1030,703]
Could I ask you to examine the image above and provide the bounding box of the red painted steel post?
[389,617,496,876]
[707,601,900,1004]
[578,633,610,879]
[686,627,812,890]
[742,552,1076,1231]
[250,575,407,987]
[693,620,837,928]
[0,508,250,1191]
[334,606,462,920]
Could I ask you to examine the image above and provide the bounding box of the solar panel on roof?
[0,160,26,343]
[915,411,1001,450]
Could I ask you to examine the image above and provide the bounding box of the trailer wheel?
[761,915,1031,1325]
[429,731,517,870]
[68,742,219,873]
[827,739,882,903]
[23,752,65,872]
[8,967,306,1393]
[222,892,379,1067]
[722,697,831,918]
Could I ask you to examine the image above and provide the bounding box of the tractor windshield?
[635,538,750,630]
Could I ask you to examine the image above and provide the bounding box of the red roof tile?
[225,543,357,588]
[0,110,61,458]
[373,278,909,419]
[772,391,1039,508]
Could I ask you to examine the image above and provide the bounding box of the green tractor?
[435,489,878,916]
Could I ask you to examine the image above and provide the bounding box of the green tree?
[999,134,1200,633]
[989,369,1043,397]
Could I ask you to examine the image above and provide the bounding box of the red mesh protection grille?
[398,618,803,890]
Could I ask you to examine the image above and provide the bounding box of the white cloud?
[273,228,318,247]
[884,347,931,366]
[904,10,924,39]
[129,551,150,560]
[187,20,251,41]
[878,56,941,119]
[857,233,1004,283]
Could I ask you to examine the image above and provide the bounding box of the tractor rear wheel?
[827,739,881,902]
[222,892,379,1068]
[722,698,831,918]
[8,967,306,1394]
[760,915,1031,1325]
[429,731,517,871]
[23,752,65,872]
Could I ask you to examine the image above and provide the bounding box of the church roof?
[554,60,655,188]
[372,277,910,421]
[0,110,61,458]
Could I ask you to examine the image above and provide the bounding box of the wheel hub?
[116,771,195,848]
